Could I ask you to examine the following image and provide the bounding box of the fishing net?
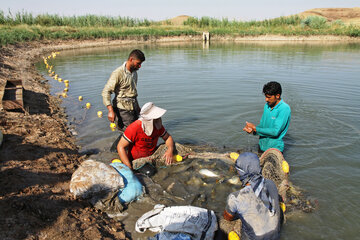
[132,142,193,169]
[116,144,317,238]
[134,144,317,213]
[259,149,317,214]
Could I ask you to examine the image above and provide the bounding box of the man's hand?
[107,105,116,122]
[163,149,174,165]
[243,126,253,133]
[162,133,174,165]
[243,121,256,134]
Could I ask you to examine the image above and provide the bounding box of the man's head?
[127,49,145,72]
[263,81,282,108]
[140,102,166,136]
[235,152,261,182]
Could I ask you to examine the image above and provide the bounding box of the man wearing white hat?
[117,102,175,170]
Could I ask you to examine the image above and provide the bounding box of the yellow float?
[280,202,286,213]
[282,160,290,174]
[228,231,240,240]
[173,155,183,162]
[110,123,116,131]
[230,152,239,161]
[112,159,122,163]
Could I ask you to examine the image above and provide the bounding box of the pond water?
[38,41,360,239]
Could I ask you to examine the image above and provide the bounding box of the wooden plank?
[2,79,24,111]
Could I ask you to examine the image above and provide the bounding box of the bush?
[301,16,328,29]
[331,19,345,27]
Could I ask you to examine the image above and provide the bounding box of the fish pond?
[38,41,360,239]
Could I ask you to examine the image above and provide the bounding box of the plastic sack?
[149,232,192,240]
[136,204,218,240]
[110,162,144,203]
[70,160,124,198]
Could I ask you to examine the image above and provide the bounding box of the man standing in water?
[243,81,291,153]
[102,49,145,150]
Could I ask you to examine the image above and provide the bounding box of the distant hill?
[165,15,190,25]
[164,8,360,26]
[298,7,360,25]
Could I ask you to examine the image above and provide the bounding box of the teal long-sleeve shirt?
[255,100,291,152]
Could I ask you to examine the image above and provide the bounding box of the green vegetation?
[0,11,359,46]
[183,15,303,28]
[301,16,327,29]
[184,15,360,37]
[0,11,157,27]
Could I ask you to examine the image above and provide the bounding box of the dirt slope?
[166,15,191,25]
[298,7,360,25]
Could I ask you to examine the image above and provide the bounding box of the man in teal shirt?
[243,81,291,152]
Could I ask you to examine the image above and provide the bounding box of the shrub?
[331,19,345,27]
[301,16,328,29]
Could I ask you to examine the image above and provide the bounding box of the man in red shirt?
[117,102,175,170]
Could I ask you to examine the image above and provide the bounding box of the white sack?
[135,204,218,240]
[70,160,124,198]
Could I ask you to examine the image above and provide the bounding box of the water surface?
[38,41,360,239]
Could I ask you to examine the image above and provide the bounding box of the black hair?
[128,49,145,62]
[263,81,282,96]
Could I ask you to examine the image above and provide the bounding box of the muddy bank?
[0,40,136,239]
[0,35,357,239]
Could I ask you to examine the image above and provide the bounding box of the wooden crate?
[2,80,24,111]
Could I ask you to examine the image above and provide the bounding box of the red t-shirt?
[123,120,166,160]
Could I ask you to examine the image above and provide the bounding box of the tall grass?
[0,25,198,46]
[0,10,158,27]
[0,11,359,46]
[183,15,303,28]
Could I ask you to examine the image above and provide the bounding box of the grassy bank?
[1,12,360,46]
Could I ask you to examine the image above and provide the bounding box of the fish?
[185,176,204,186]
[227,176,241,185]
[199,169,220,178]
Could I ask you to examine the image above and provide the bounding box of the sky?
[1,0,359,21]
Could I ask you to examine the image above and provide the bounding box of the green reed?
[0,10,158,27]
[0,11,359,46]
[0,25,198,46]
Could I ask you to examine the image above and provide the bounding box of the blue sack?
[149,232,192,240]
[110,162,143,204]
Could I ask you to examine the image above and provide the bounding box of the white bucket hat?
[139,102,167,136]
[140,102,167,120]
